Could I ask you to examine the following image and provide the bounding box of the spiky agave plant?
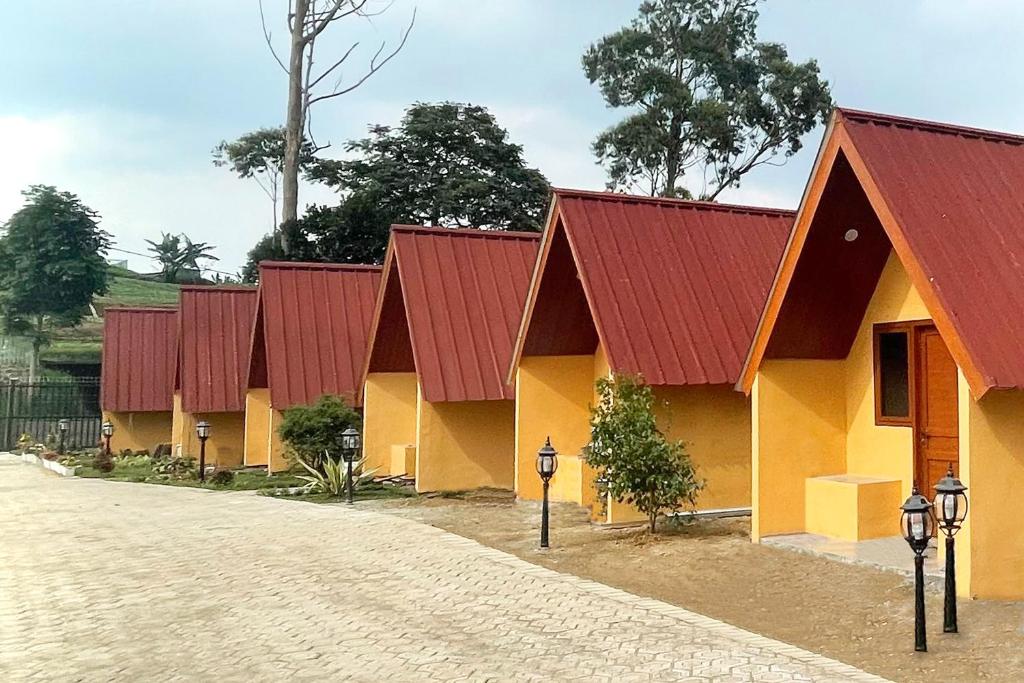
[297,450,378,496]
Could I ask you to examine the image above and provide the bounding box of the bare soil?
[366,492,1024,683]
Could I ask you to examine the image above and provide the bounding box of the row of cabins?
[100,108,1024,600]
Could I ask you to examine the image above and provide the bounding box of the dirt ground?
[365,492,1024,683]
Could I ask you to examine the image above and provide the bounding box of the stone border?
[355,508,892,683]
[6,451,78,477]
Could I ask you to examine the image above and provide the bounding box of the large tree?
[0,186,111,381]
[583,0,832,199]
[212,127,316,232]
[240,191,391,282]
[260,0,415,253]
[310,102,551,230]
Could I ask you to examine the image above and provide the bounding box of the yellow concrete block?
[389,444,416,476]
[805,474,902,541]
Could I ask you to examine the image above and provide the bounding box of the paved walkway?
[0,457,887,682]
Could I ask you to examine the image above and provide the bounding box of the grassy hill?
[42,267,181,366]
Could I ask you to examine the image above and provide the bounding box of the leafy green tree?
[212,127,316,235]
[145,232,219,283]
[310,102,551,230]
[278,394,361,471]
[583,0,832,199]
[584,374,704,532]
[0,186,111,381]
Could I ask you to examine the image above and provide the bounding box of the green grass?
[74,454,310,491]
[95,268,181,310]
[265,485,418,504]
[40,339,102,365]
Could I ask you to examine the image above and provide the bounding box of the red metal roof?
[839,108,1024,391]
[101,307,177,412]
[516,189,793,386]
[366,226,540,403]
[249,261,382,409]
[177,286,257,413]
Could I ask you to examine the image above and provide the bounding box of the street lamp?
[341,427,361,505]
[57,418,70,455]
[901,487,935,652]
[934,463,968,634]
[536,437,558,549]
[101,420,114,457]
[195,421,211,482]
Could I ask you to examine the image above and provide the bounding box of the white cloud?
[0,110,339,275]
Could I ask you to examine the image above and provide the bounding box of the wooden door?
[914,326,959,492]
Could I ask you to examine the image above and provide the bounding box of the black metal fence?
[0,377,102,451]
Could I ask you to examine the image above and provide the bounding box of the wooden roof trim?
[738,114,842,394]
[506,196,562,385]
[837,117,991,398]
[506,195,612,385]
[358,239,401,395]
[738,112,992,398]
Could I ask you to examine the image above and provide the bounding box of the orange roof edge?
[737,110,994,399]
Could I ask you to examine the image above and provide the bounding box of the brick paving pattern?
[0,457,888,682]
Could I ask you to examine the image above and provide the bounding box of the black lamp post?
[57,418,70,455]
[934,463,968,634]
[341,427,361,505]
[101,420,114,457]
[196,421,211,482]
[901,487,936,652]
[536,437,558,549]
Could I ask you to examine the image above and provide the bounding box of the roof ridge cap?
[839,108,1024,145]
[391,224,541,239]
[552,188,795,217]
[259,260,382,272]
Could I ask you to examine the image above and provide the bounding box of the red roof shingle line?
[101,308,177,413]
[529,189,793,386]
[374,226,540,403]
[177,287,257,413]
[839,109,1024,390]
[253,262,382,409]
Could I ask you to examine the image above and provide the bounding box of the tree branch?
[260,0,290,74]
[308,7,416,105]
[308,41,360,89]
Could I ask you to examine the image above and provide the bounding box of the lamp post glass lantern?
[537,437,558,549]
[57,418,70,455]
[901,488,935,652]
[101,421,114,456]
[341,427,361,504]
[934,464,968,634]
[196,421,211,482]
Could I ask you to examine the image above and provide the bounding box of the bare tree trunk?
[281,0,311,254]
[649,511,657,534]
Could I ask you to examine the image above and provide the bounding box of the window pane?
[879,331,909,418]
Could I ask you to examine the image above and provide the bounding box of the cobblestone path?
[0,457,887,682]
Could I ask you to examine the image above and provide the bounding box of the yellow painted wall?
[171,393,246,467]
[960,383,1024,599]
[751,361,847,541]
[654,385,751,511]
[844,252,930,499]
[242,389,287,472]
[415,393,515,493]
[102,411,173,454]
[363,372,418,476]
[514,355,595,501]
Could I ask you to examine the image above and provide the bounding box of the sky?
[3,0,1024,275]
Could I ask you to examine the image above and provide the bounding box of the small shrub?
[585,374,704,533]
[153,456,196,480]
[208,468,235,486]
[278,395,361,470]
[94,449,115,473]
[16,433,34,454]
